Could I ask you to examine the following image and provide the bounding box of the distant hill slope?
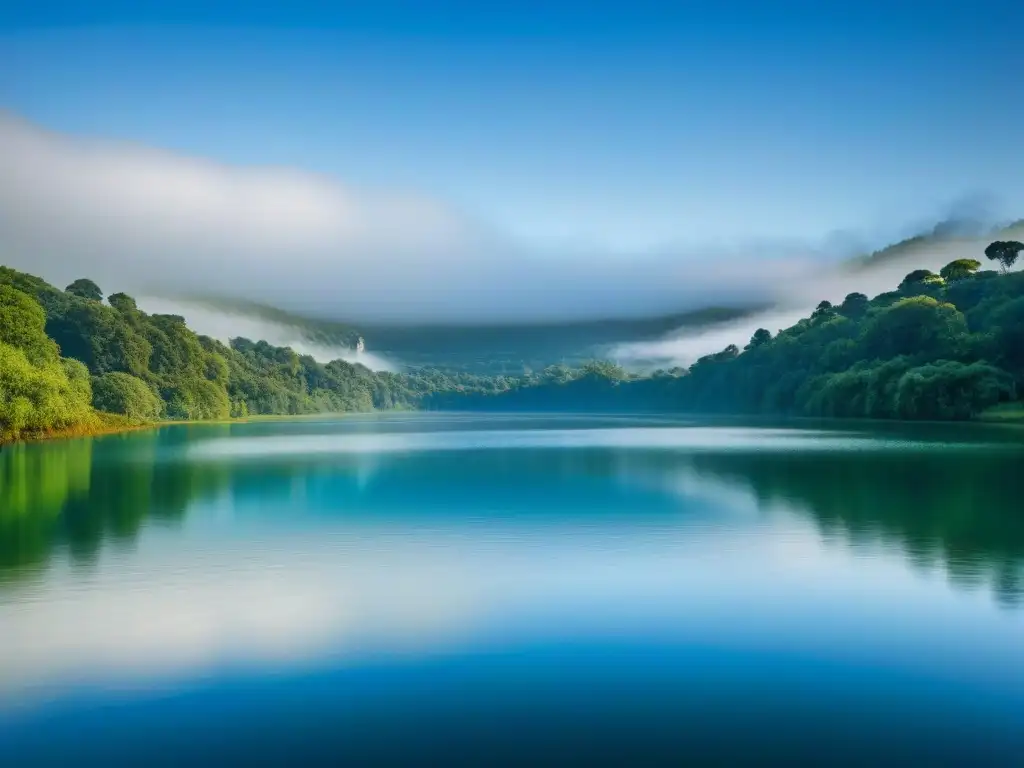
[174,295,365,349]
[168,295,763,374]
[427,256,1024,421]
[165,216,1023,373]
[845,217,1024,272]
[359,307,766,373]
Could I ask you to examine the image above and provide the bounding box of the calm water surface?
[1,414,1022,765]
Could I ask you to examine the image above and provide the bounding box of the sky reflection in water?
[1,415,1022,763]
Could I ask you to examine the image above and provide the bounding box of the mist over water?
[183,425,997,461]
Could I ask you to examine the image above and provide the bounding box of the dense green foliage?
[1,266,512,439]
[91,372,165,420]
[3,240,1024,440]
[0,283,97,442]
[431,250,1024,421]
[985,241,1024,273]
[65,278,104,302]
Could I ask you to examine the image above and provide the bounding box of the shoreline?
[4,406,1022,449]
[0,414,155,448]
[0,410,366,448]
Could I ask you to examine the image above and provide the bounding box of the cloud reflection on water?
[1,420,1022,710]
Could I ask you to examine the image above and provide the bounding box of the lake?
[1,413,1022,765]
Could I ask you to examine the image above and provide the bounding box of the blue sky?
[1,0,1022,255]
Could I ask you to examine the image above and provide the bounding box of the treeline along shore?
[2,239,1023,443]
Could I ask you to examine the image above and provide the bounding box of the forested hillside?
[0,267,512,442]
[428,244,1024,421]
[847,217,1023,273]
[3,239,1024,443]
[0,280,98,443]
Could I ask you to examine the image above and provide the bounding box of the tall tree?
[811,301,836,321]
[746,328,772,349]
[899,269,937,289]
[0,285,60,365]
[839,292,869,318]
[984,241,1024,273]
[939,259,981,282]
[108,293,139,313]
[65,279,104,302]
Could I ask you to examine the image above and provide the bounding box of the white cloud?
[1,111,1014,355]
[0,112,827,325]
[0,112,488,319]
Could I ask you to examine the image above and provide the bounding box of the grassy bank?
[0,412,155,447]
[0,410,372,447]
[9,405,1024,450]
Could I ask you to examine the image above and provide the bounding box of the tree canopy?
[984,241,1024,273]
[4,239,1024,441]
[428,248,1024,422]
[1,266,519,440]
[939,259,981,282]
[65,278,104,302]
[92,372,164,420]
[0,285,96,442]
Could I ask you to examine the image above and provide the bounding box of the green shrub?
[92,372,164,420]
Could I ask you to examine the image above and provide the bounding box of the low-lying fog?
[2,112,1018,372]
